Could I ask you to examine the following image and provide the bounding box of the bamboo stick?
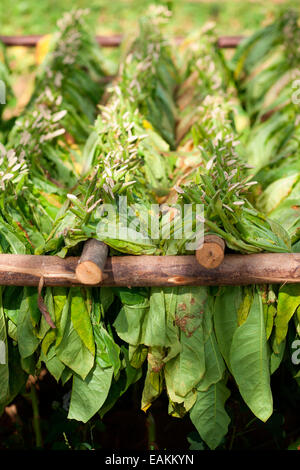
[0,34,244,48]
[195,235,225,269]
[0,253,298,287]
[76,239,108,285]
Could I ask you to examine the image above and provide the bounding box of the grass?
[0,0,299,36]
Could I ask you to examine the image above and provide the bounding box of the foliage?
[0,5,300,452]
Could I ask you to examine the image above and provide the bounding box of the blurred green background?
[1,0,300,35]
[2,0,300,118]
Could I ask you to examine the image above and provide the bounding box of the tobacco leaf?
[0,287,9,403]
[164,287,207,399]
[68,364,114,423]
[189,378,231,450]
[55,292,94,380]
[213,287,241,370]
[230,290,273,422]
[275,284,300,345]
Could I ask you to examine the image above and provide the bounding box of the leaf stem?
[146,411,158,450]
[30,383,43,449]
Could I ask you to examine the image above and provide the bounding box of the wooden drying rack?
[0,34,244,48]
[0,250,299,287]
[0,33,297,288]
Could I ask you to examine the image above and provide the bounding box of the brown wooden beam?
[0,35,44,47]
[0,253,298,287]
[217,36,244,48]
[0,34,244,48]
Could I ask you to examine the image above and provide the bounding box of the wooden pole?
[196,235,225,269]
[0,253,298,287]
[76,239,108,285]
[217,36,244,48]
[0,34,123,48]
[0,34,244,48]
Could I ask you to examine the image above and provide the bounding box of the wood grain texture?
[76,239,108,285]
[0,253,298,287]
[217,36,244,48]
[196,235,226,269]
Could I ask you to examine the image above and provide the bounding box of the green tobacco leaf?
[7,320,17,342]
[3,286,23,325]
[61,367,73,386]
[213,287,241,369]
[190,379,231,450]
[237,287,253,326]
[164,287,207,399]
[17,290,40,359]
[257,174,298,214]
[100,287,115,313]
[68,364,114,423]
[41,328,56,356]
[34,288,55,340]
[143,288,176,349]
[6,342,27,404]
[163,287,181,362]
[40,344,65,382]
[230,290,273,422]
[20,354,36,375]
[56,300,94,380]
[129,344,148,368]
[24,287,41,326]
[99,346,142,419]
[143,288,166,347]
[266,303,276,341]
[0,287,9,403]
[70,287,95,356]
[53,287,68,324]
[93,323,121,376]
[141,346,165,411]
[113,296,150,346]
[0,221,27,254]
[168,390,197,418]
[270,338,286,374]
[197,329,225,392]
[275,284,300,345]
[55,290,71,349]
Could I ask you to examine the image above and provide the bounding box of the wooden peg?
[195,235,225,269]
[76,239,108,285]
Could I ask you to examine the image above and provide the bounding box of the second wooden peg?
[195,235,225,269]
[76,239,108,285]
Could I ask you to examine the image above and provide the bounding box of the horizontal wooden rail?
[0,253,298,287]
[0,34,244,48]
[217,36,244,48]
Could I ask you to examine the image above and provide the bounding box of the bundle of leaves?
[0,9,119,424]
[118,5,179,149]
[230,10,300,173]
[7,8,108,190]
[0,8,299,453]
[229,11,300,246]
